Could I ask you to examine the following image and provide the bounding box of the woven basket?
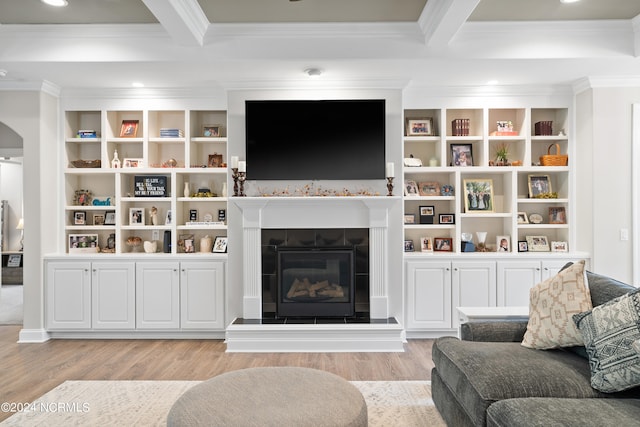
[71,159,101,168]
[540,144,568,166]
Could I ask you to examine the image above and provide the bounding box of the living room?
[1,0,640,424]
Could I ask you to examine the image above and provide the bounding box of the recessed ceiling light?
[560,0,580,3]
[132,82,145,88]
[0,69,7,78]
[305,68,322,78]
[486,79,499,85]
[41,0,68,6]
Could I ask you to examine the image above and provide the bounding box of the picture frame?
[208,153,224,168]
[134,175,167,197]
[418,181,440,196]
[551,241,568,252]
[74,211,86,225]
[123,158,144,168]
[404,240,415,252]
[120,120,139,138]
[419,205,435,224]
[450,143,473,166]
[420,237,433,252]
[93,214,105,226]
[528,174,552,198]
[213,236,228,253]
[496,235,510,252]
[74,189,92,206]
[189,209,198,221]
[404,180,419,197]
[165,210,172,225]
[179,234,195,253]
[549,207,566,224]
[517,212,529,224]
[406,118,434,136]
[203,125,221,137]
[439,213,455,224]
[129,208,145,226]
[218,209,226,222]
[518,240,529,252]
[7,253,22,267]
[434,237,453,252]
[526,235,550,252]
[463,179,494,212]
[68,234,99,253]
[104,211,116,225]
[404,214,416,224]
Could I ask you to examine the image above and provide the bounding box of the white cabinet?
[406,260,452,329]
[180,261,225,329]
[136,261,180,329]
[92,261,135,329]
[451,261,496,326]
[46,261,92,330]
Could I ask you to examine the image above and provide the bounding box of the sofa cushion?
[573,288,640,393]
[432,336,613,426]
[486,398,640,427]
[586,270,637,307]
[522,260,591,349]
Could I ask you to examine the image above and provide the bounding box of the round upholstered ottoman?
[167,367,367,427]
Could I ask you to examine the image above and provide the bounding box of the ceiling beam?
[142,0,209,46]
[418,0,480,47]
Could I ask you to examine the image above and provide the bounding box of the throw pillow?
[522,260,592,349]
[573,288,640,393]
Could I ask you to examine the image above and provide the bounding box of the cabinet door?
[452,261,496,326]
[406,260,452,330]
[541,259,579,280]
[92,262,135,329]
[180,261,225,330]
[46,261,92,330]
[497,261,541,307]
[136,261,180,329]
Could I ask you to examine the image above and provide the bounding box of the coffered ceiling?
[0,0,639,92]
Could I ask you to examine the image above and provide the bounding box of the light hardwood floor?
[0,325,435,422]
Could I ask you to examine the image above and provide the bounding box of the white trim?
[632,103,640,286]
[17,328,50,343]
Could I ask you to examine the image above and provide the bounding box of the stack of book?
[534,121,553,136]
[77,130,97,138]
[452,119,470,136]
[159,128,184,138]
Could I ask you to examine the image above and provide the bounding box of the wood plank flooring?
[0,325,435,422]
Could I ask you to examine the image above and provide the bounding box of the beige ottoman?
[167,367,368,427]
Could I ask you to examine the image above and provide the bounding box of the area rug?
[0,285,23,325]
[1,380,445,426]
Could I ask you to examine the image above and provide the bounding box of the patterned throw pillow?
[522,260,592,349]
[573,288,640,393]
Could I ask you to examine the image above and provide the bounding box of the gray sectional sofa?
[431,269,640,427]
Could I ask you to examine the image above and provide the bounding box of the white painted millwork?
[46,261,92,330]
[92,261,135,329]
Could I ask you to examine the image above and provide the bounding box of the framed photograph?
[420,237,433,252]
[526,235,550,252]
[450,143,473,166]
[93,214,105,226]
[189,209,198,221]
[496,235,510,252]
[439,213,455,224]
[419,205,435,224]
[7,254,22,267]
[203,125,221,137]
[218,209,226,222]
[518,240,529,252]
[434,237,453,252]
[517,212,529,224]
[551,241,568,252]
[74,189,92,206]
[129,208,145,226]
[208,153,223,168]
[528,175,552,198]
[68,234,99,253]
[418,181,440,196]
[74,211,86,225]
[179,234,195,253]
[120,120,139,138]
[165,210,172,225]
[123,158,144,168]
[404,240,415,252]
[104,211,116,225]
[404,180,419,197]
[213,236,228,253]
[463,179,494,212]
[406,118,434,136]
[404,214,416,224]
[549,207,566,224]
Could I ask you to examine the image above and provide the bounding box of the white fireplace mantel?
[230,196,401,319]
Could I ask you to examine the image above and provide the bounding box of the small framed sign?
[134,175,168,197]
[7,254,22,267]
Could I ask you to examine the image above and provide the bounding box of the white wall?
[0,159,24,251]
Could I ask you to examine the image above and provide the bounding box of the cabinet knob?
[454,268,458,271]
[536,267,541,271]
[92,269,96,273]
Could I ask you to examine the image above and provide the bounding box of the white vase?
[222,182,228,198]
[199,235,213,253]
[476,232,487,245]
[183,182,190,198]
[143,240,157,253]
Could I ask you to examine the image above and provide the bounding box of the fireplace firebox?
[277,247,355,318]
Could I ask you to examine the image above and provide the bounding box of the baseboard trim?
[18,328,51,343]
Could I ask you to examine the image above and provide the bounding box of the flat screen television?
[245,99,386,180]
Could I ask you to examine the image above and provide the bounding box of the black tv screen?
[245,99,386,180]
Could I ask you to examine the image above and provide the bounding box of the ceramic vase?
[199,235,213,253]
[183,182,190,198]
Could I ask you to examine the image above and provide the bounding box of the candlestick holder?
[232,168,239,196]
[386,177,394,196]
[238,171,246,197]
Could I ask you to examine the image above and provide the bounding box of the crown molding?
[217,78,410,91]
[573,76,640,93]
[0,80,60,96]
